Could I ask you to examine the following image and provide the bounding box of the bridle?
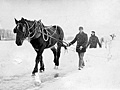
[15,21,37,40]
[17,20,44,41]
[15,23,27,39]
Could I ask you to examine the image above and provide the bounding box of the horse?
[100,34,116,48]
[100,34,116,59]
[13,17,67,76]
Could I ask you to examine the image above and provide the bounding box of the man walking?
[87,31,101,48]
[67,26,88,70]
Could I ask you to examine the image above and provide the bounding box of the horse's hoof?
[32,69,38,76]
[54,66,58,69]
[40,70,44,73]
[34,81,41,86]
[39,68,45,73]
[33,73,41,86]
[54,73,59,78]
[31,73,35,76]
[78,68,81,70]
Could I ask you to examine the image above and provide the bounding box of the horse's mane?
[22,18,34,22]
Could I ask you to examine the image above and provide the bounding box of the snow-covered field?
[0,36,120,90]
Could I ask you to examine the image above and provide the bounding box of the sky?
[0,0,120,36]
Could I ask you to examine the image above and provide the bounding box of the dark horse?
[13,17,67,75]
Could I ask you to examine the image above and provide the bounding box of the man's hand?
[67,43,71,47]
[80,46,83,50]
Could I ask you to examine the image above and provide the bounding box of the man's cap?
[91,31,95,33]
[79,26,83,30]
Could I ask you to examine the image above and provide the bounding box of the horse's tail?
[56,26,67,50]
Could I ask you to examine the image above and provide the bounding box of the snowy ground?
[0,37,120,90]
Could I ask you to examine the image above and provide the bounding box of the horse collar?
[25,21,38,41]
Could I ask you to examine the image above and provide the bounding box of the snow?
[0,37,120,90]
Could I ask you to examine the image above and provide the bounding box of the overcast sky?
[0,0,120,36]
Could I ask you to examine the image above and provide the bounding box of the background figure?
[68,26,88,70]
[100,34,116,48]
[87,31,101,48]
[100,34,116,60]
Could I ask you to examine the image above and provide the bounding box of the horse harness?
[24,20,56,42]
[24,20,68,47]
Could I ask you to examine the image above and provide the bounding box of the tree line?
[0,29,15,40]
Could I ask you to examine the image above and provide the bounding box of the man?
[67,26,88,70]
[87,31,101,48]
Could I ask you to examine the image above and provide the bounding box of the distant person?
[87,31,101,48]
[67,26,88,70]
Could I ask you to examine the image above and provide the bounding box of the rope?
[42,29,49,41]
[37,24,68,45]
[40,30,68,45]
[25,20,68,46]
[67,46,108,59]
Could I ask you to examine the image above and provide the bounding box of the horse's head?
[13,18,28,46]
[110,34,116,40]
[100,37,104,45]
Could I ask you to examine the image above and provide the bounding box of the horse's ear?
[21,17,26,23]
[21,17,24,20]
[14,18,18,24]
[38,19,42,24]
[21,17,25,21]
[38,19,41,22]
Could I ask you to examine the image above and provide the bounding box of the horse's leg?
[32,52,40,75]
[32,52,42,85]
[55,44,61,69]
[39,56,45,73]
[38,50,45,72]
[107,42,112,60]
[105,42,107,48]
[51,47,57,65]
[32,49,44,75]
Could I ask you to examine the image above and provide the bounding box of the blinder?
[13,28,17,33]
[14,22,27,39]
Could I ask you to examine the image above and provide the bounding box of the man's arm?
[82,34,88,48]
[97,37,101,48]
[86,37,91,48]
[69,35,77,46]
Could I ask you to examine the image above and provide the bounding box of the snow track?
[0,38,120,90]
